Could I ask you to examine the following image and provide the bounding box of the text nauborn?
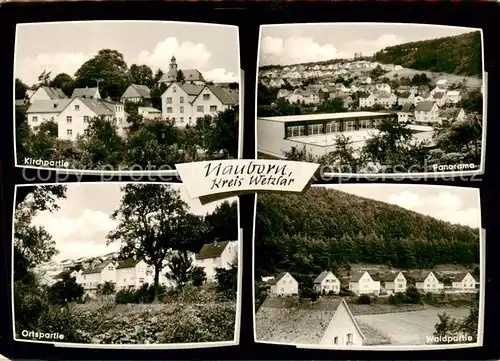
[204,161,296,190]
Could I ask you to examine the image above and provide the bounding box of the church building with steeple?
[158,55,206,85]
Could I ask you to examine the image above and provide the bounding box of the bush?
[97,281,116,296]
[115,289,135,304]
[357,294,372,305]
[191,266,207,287]
[405,285,422,304]
[48,275,84,305]
[388,293,404,305]
[339,287,354,297]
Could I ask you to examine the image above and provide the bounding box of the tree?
[48,274,84,305]
[128,64,154,87]
[50,73,75,97]
[176,70,186,83]
[204,200,238,242]
[107,184,192,301]
[38,70,51,86]
[370,65,386,78]
[165,251,194,290]
[214,257,238,297]
[195,107,239,158]
[191,267,207,287]
[74,49,129,99]
[433,297,478,343]
[96,281,116,296]
[15,78,28,99]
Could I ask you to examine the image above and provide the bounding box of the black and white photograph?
[254,184,483,349]
[256,23,485,175]
[14,21,240,173]
[13,183,240,346]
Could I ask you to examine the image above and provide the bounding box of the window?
[180,117,184,122]
[32,116,38,122]
[189,117,192,121]
[213,258,217,264]
[66,129,73,136]
[66,116,72,123]
[197,105,204,112]
[51,117,54,121]
[84,116,90,123]
[74,105,80,111]
[139,278,144,283]
[288,125,305,137]
[173,87,176,93]
[345,121,356,131]
[84,129,90,136]
[180,106,184,113]
[281,287,284,292]
[180,96,184,103]
[203,94,210,101]
[108,266,113,271]
[307,123,323,136]
[167,107,173,114]
[346,333,353,345]
[83,276,86,280]
[166,97,173,104]
[210,105,217,112]
[334,337,338,345]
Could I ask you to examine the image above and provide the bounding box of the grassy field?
[355,307,470,345]
[385,68,483,89]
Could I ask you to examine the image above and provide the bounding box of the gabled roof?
[447,90,461,96]
[123,84,151,99]
[160,69,204,83]
[441,107,464,119]
[81,260,114,275]
[195,240,230,260]
[38,86,67,99]
[26,99,71,113]
[116,258,141,269]
[350,271,370,282]
[449,272,475,282]
[207,85,239,105]
[380,272,404,282]
[268,272,290,285]
[139,106,161,113]
[71,87,99,99]
[415,101,437,112]
[406,270,436,282]
[53,271,71,279]
[433,92,445,99]
[58,97,118,117]
[256,297,364,344]
[314,271,337,284]
[401,103,413,113]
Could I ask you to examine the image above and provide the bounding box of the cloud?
[388,191,479,228]
[137,37,212,72]
[17,52,89,86]
[260,36,348,66]
[203,68,239,83]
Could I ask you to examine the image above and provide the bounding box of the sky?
[318,184,481,229]
[15,21,240,86]
[259,23,480,66]
[24,183,238,263]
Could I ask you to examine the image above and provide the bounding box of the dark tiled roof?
[26,99,71,113]
[401,103,413,113]
[195,240,230,260]
[71,87,99,99]
[448,272,475,282]
[81,260,113,275]
[178,83,205,96]
[116,258,141,269]
[415,101,436,112]
[380,272,403,282]
[129,84,151,99]
[268,272,289,285]
[350,271,372,282]
[53,271,71,279]
[40,86,68,99]
[433,92,445,99]
[314,271,332,284]
[160,69,204,83]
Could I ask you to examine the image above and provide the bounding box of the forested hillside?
[373,31,482,76]
[255,187,479,278]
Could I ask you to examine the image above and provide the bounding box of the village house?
[446,90,462,104]
[412,271,444,293]
[375,83,391,93]
[29,86,67,102]
[359,94,376,108]
[348,271,380,296]
[414,101,440,125]
[193,240,238,281]
[268,272,299,297]
[359,76,372,84]
[269,79,286,88]
[26,99,70,130]
[436,79,449,90]
[161,82,238,128]
[115,258,152,290]
[71,87,101,100]
[397,92,415,106]
[120,84,151,104]
[79,260,117,297]
[138,106,161,120]
[375,92,397,108]
[313,271,341,294]
[431,91,448,107]
[397,103,414,123]
[381,272,407,295]
[440,107,466,123]
[256,297,364,346]
[450,272,477,293]
[159,55,205,85]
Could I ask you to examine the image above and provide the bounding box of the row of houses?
[266,270,478,297]
[19,56,239,141]
[38,240,238,297]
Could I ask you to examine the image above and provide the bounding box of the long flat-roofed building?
[257,111,398,159]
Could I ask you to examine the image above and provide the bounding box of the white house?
[115,259,153,290]
[29,86,67,102]
[277,89,291,99]
[161,82,238,127]
[446,90,462,104]
[450,272,477,293]
[319,299,365,346]
[313,271,341,294]
[71,87,101,100]
[193,240,238,281]
[79,260,117,297]
[431,91,448,107]
[60,259,74,271]
[375,92,397,108]
[269,272,298,297]
[436,79,449,89]
[348,271,380,295]
[382,272,407,295]
[360,76,372,84]
[138,106,161,120]
[120,84,151,103]
[359,94,376,108]
[375,83,391,93]
[397,93,415,106]
[26,99,70,130]
[414,101,440,125]
[413,271,444,293]
[397,103,413,123]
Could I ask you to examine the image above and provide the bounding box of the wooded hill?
[373,31,482,76]
[255,187,479,278]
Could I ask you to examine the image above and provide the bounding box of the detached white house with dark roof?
[313,271,341,294]
[450,272,477,293]
[412,271,444,293]
[120,84,151,103]
[115,258,152,290]
[193,240,238,281]
[79,260,117,296]
[269,272,298,297]
[381,272,407,295]
[349,271,380,295]
[26,99,70,130]
[415,101,440,125]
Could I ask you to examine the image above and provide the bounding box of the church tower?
[169,55,178,73]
